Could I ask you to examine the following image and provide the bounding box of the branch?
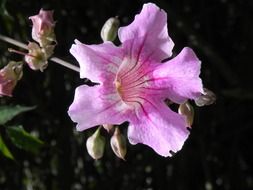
[0,34,80,73]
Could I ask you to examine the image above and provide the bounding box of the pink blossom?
[29,9,56,47]
[0,62,23,97]
[68,3,203,157]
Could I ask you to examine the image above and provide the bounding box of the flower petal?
[118,3,174,62]
[68,85,131,131]
[70,40,124,83]
[128,100,189,157]
[152,47,203,103]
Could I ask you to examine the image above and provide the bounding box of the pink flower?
[68,3,203,157]
[0,62,23,97]
[29,9,56,47]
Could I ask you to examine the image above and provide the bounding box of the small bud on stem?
[100,17,120,42]
[178,101,194,128]
[110,127,127,160]
[86,127,105,160]
[195,88,216,107]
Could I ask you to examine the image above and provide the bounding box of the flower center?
[115,57,150,106]
[115,80,122,93]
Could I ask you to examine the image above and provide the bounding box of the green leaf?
[6,125,44,154]
[0,105,36,125]
[0,134,14,160]
[0,0,13,19]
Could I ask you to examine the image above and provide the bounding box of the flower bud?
[0,61,23,97]
[178,101,194,128]
[29,9,56,47]
[24,42,48,71]
[110,127,127,160]
[86,127,105,160]
[100,17,120,42]
[195,88,216,107]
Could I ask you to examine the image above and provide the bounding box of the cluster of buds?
[26,9,56,71]
[178,88,216,127]
[1,9,56,97]
[86,125,127,160]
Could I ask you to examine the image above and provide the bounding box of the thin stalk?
[0,34,80,73]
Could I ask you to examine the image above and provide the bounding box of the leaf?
[6,125,44,154]
[0,105,36,125]
[0,0,13,19]
[0,134,14,160]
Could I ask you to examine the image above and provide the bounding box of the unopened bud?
[24,42,48,71]
[29,9,56,47]
[178,101,194,128]
[102,124,114,133]
[0,61,23,97]
[100,17,120,42]
[195,88,216,107]
[110,127,127,160]
[86,127,105,160]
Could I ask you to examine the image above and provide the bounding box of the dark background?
[0,0,253,189]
